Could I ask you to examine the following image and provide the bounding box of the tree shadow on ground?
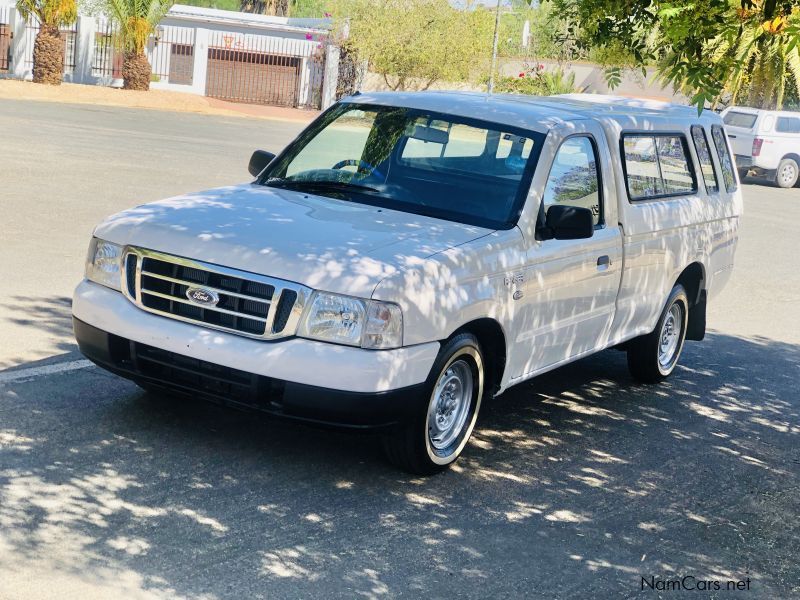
[0,332,797,598]
[0,295,79,368]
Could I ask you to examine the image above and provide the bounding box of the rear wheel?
[383,333,484,475]
[775,158,799,188]
[627,285,689,384]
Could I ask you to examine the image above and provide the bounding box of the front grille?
[122,247,309,340]
[108,336,286,408]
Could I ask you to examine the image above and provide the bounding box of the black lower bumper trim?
[73,317,427,430]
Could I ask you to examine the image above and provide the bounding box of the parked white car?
[721,105,800,187]
[73,92,741,474]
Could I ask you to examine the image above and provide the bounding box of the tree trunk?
[240,0,288,15]
[775,43,786,110]
[32,25,64,85]
[122,51,151,91]
[748,45,770,108]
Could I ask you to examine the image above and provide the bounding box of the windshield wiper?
[266,178,380,194]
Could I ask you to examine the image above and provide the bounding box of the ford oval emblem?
[186,287,219,307]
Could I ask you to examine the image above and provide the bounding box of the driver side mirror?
[248,150,276,177]
[540,205,594,240]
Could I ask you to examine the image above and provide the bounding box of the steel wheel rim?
[427,359,474,451]
[781,163,797,184]
[658,304,682,368]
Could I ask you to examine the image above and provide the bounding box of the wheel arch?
[450,318,507,397]
[781,152,800,164]
[674,261,706,341]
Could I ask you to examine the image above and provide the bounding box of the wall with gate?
[0,3,337,110]
[0,5,11,73]
[156,7,331,109]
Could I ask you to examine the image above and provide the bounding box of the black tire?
[382,333,485,475]
[627,285,689,384]
[775,158,799,188]
[737,167,749,182]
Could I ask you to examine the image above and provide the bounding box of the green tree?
[16,0,78,85]
[179,0,239,10]
[288,0,326,17]
[497,1,580,62]
[332,0,494,90]
[105,0,174,90]
[546,0,800,111]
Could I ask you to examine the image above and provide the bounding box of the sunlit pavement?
[1,100,799,598]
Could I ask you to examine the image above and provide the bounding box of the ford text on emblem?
[186,287,220,307]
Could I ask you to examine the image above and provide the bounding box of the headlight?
[298,291,403,349]
[85,238,123,291]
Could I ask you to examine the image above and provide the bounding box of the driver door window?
[542,136,602,226]
[286,109,376,177]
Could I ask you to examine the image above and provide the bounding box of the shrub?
[494,64,583,96]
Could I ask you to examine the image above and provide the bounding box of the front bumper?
[72,280,439,429]
[74,317,428,429]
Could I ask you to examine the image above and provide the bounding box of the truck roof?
[342,91,718,132]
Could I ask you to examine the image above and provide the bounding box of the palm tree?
[711,11,800,110]
[656,3,800,110]
[106,0,173,90]
[16,0,77,85]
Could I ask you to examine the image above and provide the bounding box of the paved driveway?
[0,100,798,599]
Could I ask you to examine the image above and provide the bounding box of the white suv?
[73,93,741,474]
[721,106,800,187]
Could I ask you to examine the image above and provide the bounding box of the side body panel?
[602,115,741,345]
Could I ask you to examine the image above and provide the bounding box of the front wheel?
[382,333,484,475]
[627,285,689,384]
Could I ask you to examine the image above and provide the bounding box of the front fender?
[371,229,527,347]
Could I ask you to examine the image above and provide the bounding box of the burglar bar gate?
[0,6,11,73]
[205,30,325,108]
[92,17,123,79]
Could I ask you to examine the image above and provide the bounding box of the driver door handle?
[597,255,610,266]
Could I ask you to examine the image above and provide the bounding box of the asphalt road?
[1,100,799,599]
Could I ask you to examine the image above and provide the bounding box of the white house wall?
[0,2,335,109]
[155,17,327,107]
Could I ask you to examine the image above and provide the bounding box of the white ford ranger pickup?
[721,105,800,188]
[73,92,741,474]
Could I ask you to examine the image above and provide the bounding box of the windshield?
[261,103,545,229]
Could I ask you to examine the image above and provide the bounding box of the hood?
[95,184,492,297]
